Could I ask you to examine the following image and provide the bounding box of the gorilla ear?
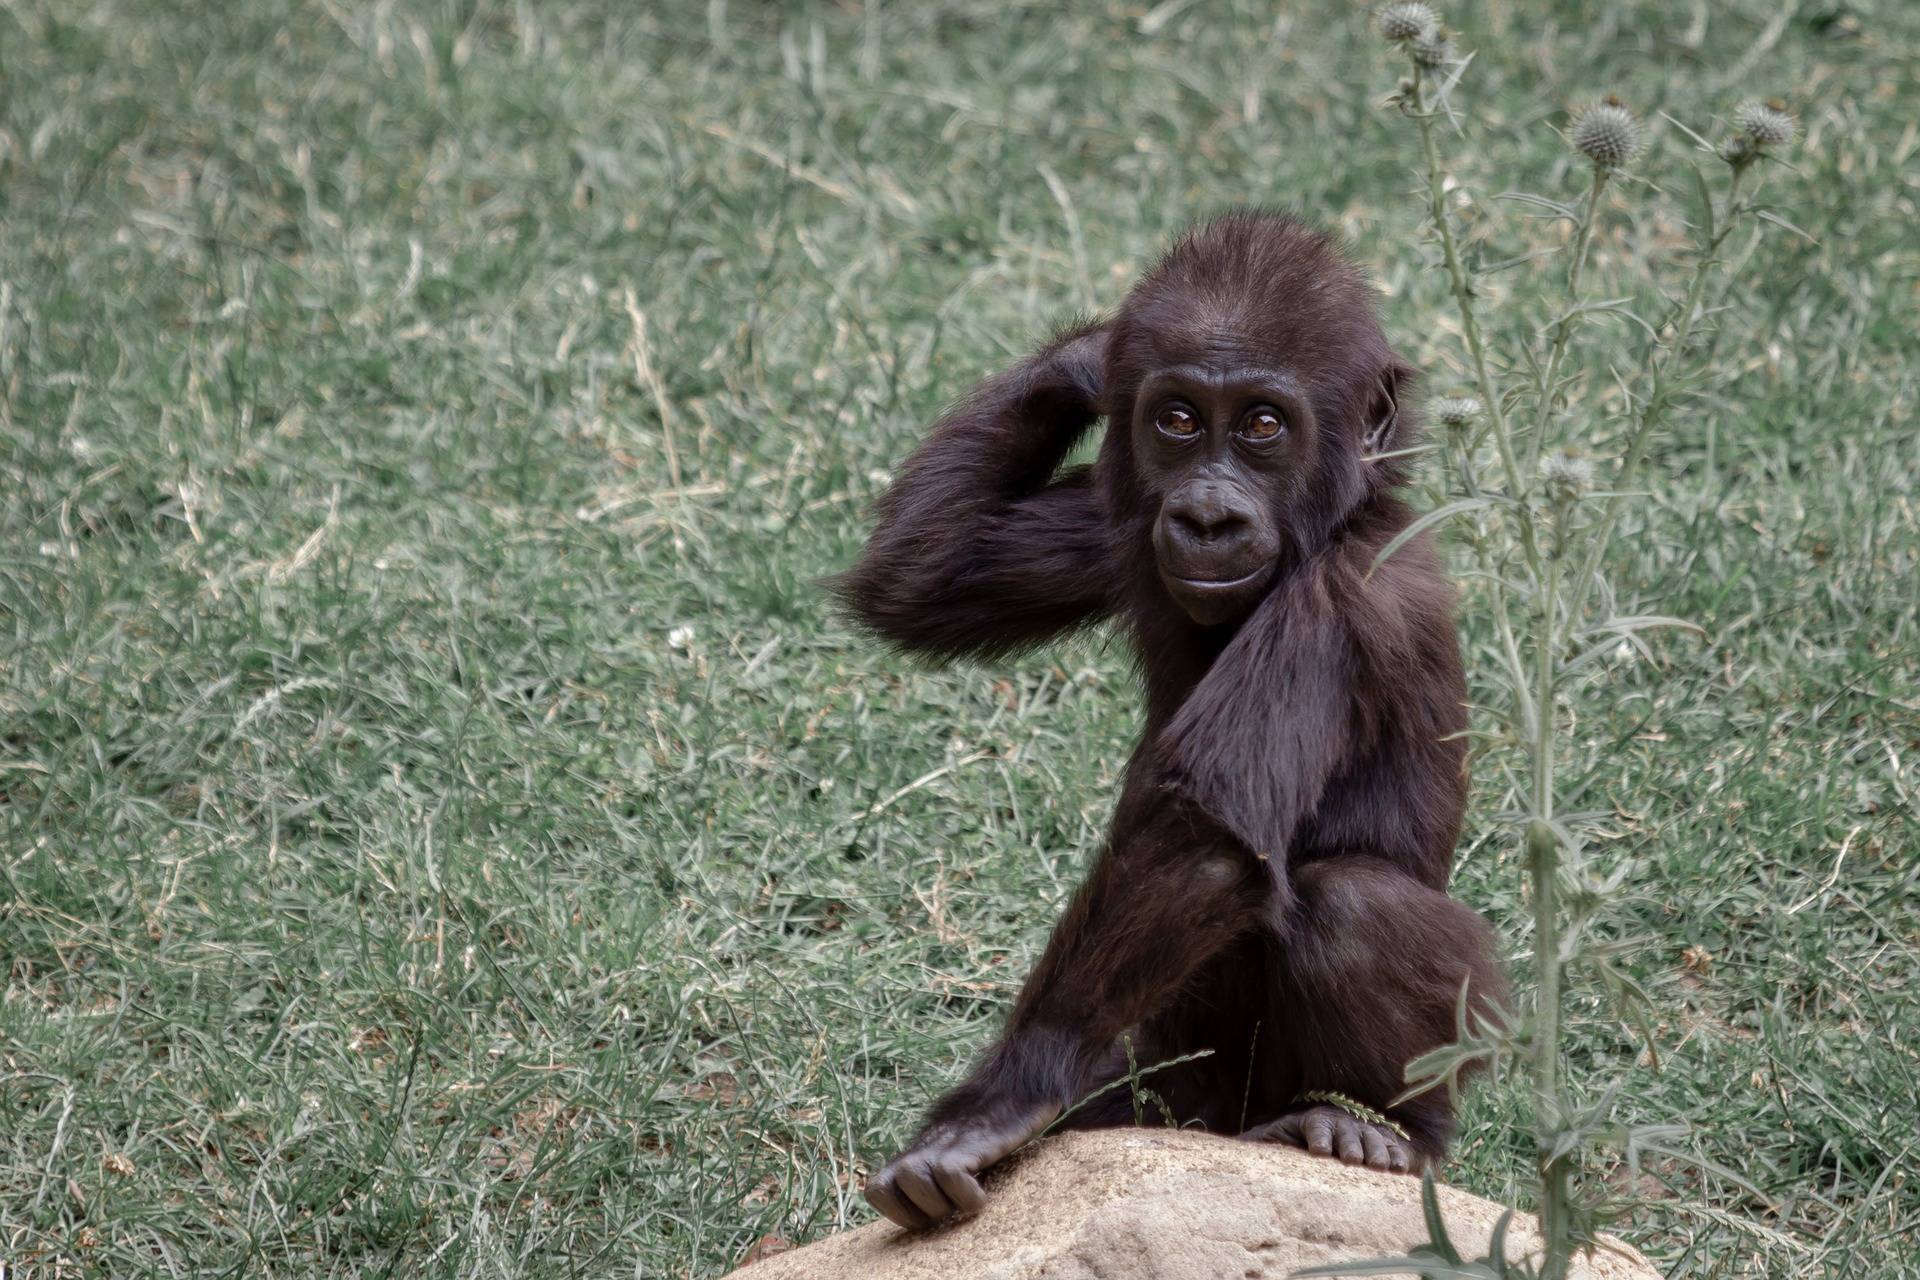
[1360,365,1402,457]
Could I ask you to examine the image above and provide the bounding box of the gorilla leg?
[1052,936,1274,1134]
[1242,857,1507,1171]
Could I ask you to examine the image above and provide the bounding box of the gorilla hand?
[863,1096,1060,1229]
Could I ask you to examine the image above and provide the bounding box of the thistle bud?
[1377,2,1439,43]
[1569,97,1644,171]
[1734,99,1797,147]
[1432,396,1483,430]
[1410,30,1455,69]
[1540,447,1594,507]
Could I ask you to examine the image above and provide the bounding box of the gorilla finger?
[1360,1128,1391,1171]
[1304,1112,1336,1156]
[1335,1117,1366,1165]
[1388,1142,1412,1174]
[932,1161,988,1216]
[893,1159,953,1224]
[865,1173,930,1231]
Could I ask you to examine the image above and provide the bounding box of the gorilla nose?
[1166,484,1255,552]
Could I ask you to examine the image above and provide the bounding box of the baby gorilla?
[838,211,1507,1230]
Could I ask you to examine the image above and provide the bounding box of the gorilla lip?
[1173,567,1272,592]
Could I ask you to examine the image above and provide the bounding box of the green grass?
[2,1,1916,1276]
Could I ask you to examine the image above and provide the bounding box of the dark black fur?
[837,212,1507,1229]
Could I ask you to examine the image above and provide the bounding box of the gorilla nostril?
[1174,508,1247,544]
[1210,512,1249,540]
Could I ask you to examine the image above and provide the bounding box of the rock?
[729,1128,1658,1279]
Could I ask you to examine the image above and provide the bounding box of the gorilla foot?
[1240,1103,1422,1175]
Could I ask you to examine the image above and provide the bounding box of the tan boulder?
[730,1128,1658,1279]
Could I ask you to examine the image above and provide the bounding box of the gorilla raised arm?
[835,323,1115,661]
[839,212,1507,1231]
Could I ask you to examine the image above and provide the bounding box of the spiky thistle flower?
[1734,99,1797,147]
[1410,29,1455,69]
[1432,396,1483,429]
[1569,97,1644,170]
[1540,447,1594,507]
[1377,2,1439,43]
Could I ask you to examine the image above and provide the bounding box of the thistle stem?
[1529,527,1568,1279]
[1526,169,1609,472]
[1564,163,1749,632]
[1411,56,1572,1276]
[1410,65,1542,583]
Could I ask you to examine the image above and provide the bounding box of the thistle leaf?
[1368,498,1506,577]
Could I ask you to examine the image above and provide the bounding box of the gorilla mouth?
[1174,567,1271,592]
[1163,562,1278,624]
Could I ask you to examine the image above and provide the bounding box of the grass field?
[3,1,1917,1276]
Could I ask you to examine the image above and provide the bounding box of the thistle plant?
[1302,9,1801,1279]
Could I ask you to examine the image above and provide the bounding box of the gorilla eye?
[1241,408,1286,441]
[1154,404,1200,438]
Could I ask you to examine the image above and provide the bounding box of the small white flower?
[667,625,696,651]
